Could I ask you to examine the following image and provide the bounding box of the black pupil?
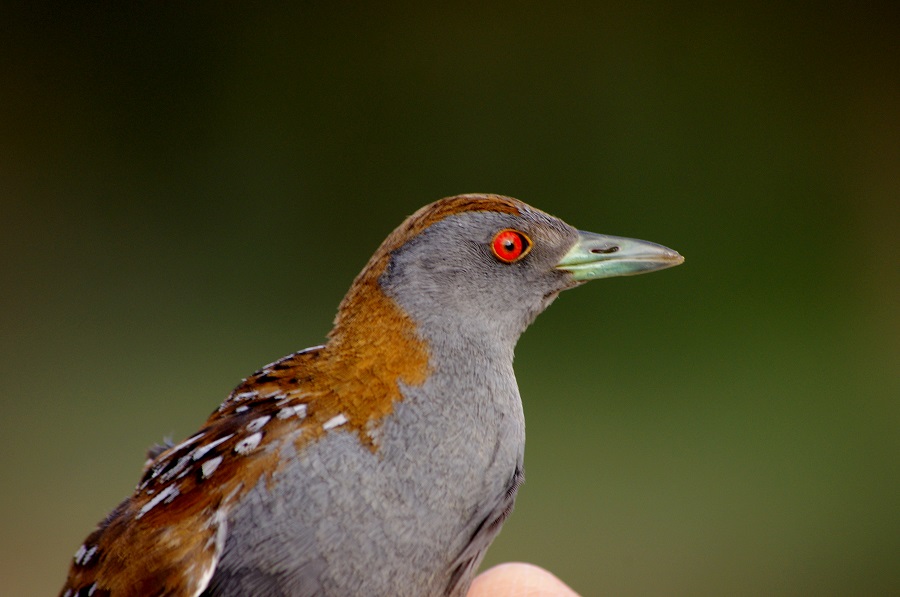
[503,238,516,252]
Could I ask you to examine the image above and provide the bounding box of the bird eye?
[491,229,532,263]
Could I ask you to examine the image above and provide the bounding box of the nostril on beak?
[591,246,619,254]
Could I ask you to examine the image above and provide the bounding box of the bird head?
[332,193,683,350]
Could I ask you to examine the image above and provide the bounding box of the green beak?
[556,230,684,281]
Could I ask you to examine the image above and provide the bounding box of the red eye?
[491,229,532,263]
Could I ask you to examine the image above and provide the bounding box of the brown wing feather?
[59,348,328,597]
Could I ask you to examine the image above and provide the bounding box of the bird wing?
[60,347,330,597]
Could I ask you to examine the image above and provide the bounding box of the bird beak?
[556,230,684,281]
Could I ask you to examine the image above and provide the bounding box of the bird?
[59,193,683,597]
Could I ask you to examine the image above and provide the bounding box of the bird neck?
[321,264,431,430]
[326,242,522,427]
[328,264,518,397]
[328,280,429,380]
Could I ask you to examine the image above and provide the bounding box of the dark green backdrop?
[3,3,898,595]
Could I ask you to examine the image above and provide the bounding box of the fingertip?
[468,562,581,597]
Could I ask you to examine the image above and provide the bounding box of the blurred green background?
[3,3,898,595]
